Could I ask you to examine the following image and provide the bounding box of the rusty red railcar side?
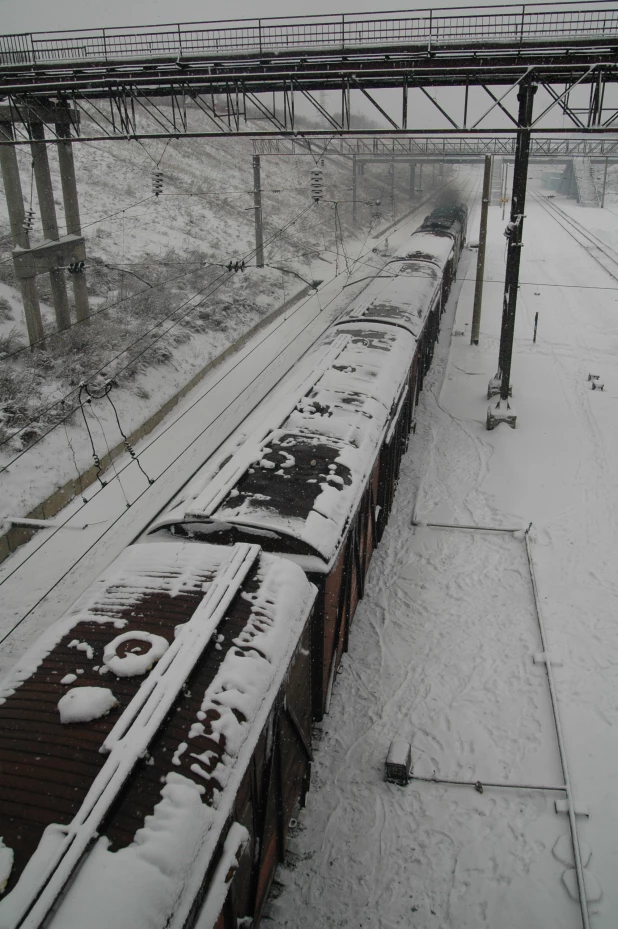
[0,542,316,929]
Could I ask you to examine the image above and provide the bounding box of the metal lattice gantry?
[1,1,618,142]
[253,135,618,159]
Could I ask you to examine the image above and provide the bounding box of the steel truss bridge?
[253,135,618,159]
[1,1,618,144]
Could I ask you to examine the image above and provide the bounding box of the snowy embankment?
[269,184,618,928]
[0,171,459,680]
[0,121,408,521]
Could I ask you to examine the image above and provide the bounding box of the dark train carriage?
[418,203,468,264]
[149,324,420,721]
[0,541,316,929]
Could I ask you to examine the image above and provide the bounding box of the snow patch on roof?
[57,687,118,724]
[103,631,169,678]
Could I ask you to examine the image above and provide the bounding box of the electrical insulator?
[310,168,324,203]
[152,171,164,197]
[23,209,35,233]
[67,260,85,275]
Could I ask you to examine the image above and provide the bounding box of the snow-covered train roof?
[336,258,441,338]
[398,230,455,270]
[151,325,416,570]
[0,541,315,929]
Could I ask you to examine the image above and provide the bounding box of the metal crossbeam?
[252,136,618,158]
[1,2,618,141]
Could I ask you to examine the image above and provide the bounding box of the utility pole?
[352,154,357,223]
[501,162,509,220]
[487,82,537,430]
[470,155,492,346]
[601,157,609,208]
[252,154,264,268]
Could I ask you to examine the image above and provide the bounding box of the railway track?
[531,190,618,284]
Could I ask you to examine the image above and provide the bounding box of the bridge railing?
[1,1,618,67]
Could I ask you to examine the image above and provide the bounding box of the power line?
[463,277,618,290]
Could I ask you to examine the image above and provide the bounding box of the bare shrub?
[0,296,14,321]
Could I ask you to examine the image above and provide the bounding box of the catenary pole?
[470,154,492,345]
[495,83,537,407]
[601,156,609,208]
[252,154,264,268]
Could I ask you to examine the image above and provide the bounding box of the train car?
[335,204,467,407]
[0,199,469,929]
[147,312,444,721]
[0,542,316,929]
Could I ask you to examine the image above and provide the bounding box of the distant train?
[0,203,467,929]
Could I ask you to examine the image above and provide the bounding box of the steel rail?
[531,190,618,282]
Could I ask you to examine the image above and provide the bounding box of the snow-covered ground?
[2,161,618,927]
[267,181,618,928]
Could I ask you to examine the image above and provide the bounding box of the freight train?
[0,203,467,929]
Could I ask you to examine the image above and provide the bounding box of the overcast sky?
[2,0,501,35]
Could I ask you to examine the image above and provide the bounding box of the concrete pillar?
[55,121,82,235]
[71,273,90,324]
[352,154,357,223]
[470,155,492,345]
[56,119,90,322]
[29,122,60,241]
[20,277,45,344]
[409,161,416,199]
[0,121,45,346]
[30,122,71,331]
[0,122,29,248]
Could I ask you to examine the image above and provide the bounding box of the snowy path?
[269,190,618,928]
[0,186,465,677]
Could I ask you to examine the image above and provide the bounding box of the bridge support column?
[0,121,45,346]
[252,154,264,268]
[30,122,71,331]
[487,83,537,430]
[56,116,90,322]
[409,161,416,199]
[352,154,357,223]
